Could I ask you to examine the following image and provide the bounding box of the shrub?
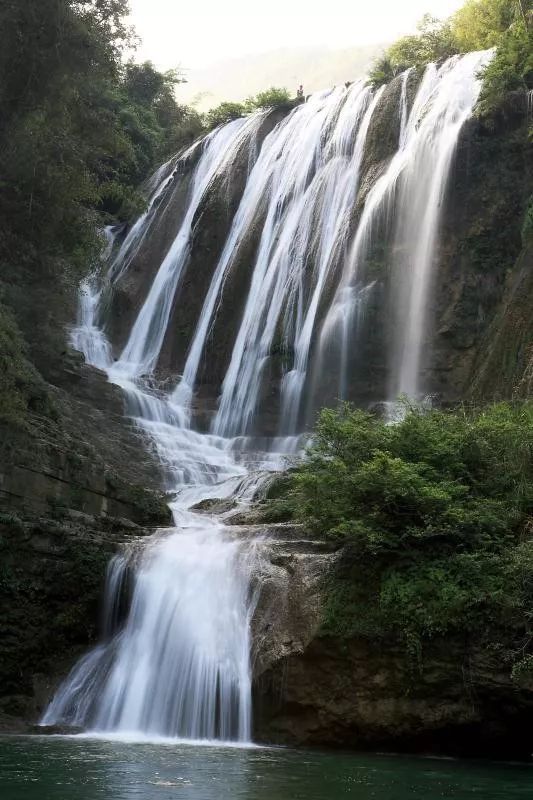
[368,15,459,87]
[205,101,246,129]
[451,0,517,52]
[245,87,291,110]
[273,402,533,661]
[0,304,50,428]
[477,19,533,116]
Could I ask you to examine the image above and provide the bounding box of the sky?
[129,0,466,72]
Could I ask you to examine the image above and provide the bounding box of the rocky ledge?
[249,531,533,759]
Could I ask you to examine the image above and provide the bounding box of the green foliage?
[368,0,532,111]
[0,305,50,428]
[115,61,204,200]
[369,15,458,87]
[0,1,204,277]
[0,0,209,414]
[511,652,533,685]
[276,402,533,661]
[205,101,247,129]
[368,55,396,89]
[245,86,291,110]
[477,18,533,115]
[205,87,291,130]
[451,0,518,51]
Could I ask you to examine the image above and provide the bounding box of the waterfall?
[211,84,379,437]
[314,51,491,407]
[106,158,178,288]
[43,525,258,741]
[115,114,265,379]
[43,52,492,744]
[390,51,493,400]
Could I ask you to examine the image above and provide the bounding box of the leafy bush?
[205,87,290,130]
[369,15,459,87]
[245,86,291,110]
[275,403,533,658]
[451,0,518,51]
[205,101,247,129]
[477,18,533,116]
[0,304,50,428]
[368,0,532,109]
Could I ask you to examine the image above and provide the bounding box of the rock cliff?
[249,530,533,759]
[0,347,170,729]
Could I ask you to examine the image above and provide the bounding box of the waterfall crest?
[42,52,491,743]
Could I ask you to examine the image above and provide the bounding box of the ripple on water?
[1,737,532,800]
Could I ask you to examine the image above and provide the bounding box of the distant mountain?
[176,44,387,110]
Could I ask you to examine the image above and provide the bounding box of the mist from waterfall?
[42,52,491,744]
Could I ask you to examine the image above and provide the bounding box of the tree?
[451,0,518,51]
[268,402,533,657]
[245,86,291,110]
[368,14,459,87]
[205,101,246,129]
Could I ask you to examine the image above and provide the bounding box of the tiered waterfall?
[42,51,492,742]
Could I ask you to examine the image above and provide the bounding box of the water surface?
[1,736,531,799]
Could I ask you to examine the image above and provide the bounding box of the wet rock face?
[249,524,337,676]
[248,527,533,758]
[470,243,533,399]
[104,109,290,389]
[105,168,196,356]
[0,350,171,725]
[0,510,155,728]
[253,633,533,758]
[428,91,533,402]
[0,352,171,526]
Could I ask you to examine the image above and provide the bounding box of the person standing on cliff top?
[297,84,304,99]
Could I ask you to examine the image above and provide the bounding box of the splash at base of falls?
[42,523,259,742]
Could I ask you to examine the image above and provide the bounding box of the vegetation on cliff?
[0,306,51,429]
[205,87,292,129]
[369,0,532,116]
[269,403,533,676]
[0,0,209,433]
[0,1,202,274]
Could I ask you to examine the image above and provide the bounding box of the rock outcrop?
[0,349,171,728]
[250,534,533,759]
[253,632,533,759]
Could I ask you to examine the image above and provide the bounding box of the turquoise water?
[0,736,531,799]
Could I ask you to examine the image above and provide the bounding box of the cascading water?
[42,52,492,743]
[316,51,492,408]
[115,114,266,379]
[390,51,493,400]
[211,83,379,437]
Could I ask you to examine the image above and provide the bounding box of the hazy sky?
[129,0,466,71]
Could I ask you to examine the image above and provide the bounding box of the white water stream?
[43,53,491,743]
